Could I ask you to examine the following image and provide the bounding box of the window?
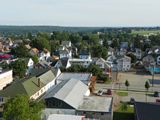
[0,98,4,102]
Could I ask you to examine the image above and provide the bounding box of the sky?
[0,0,160,27]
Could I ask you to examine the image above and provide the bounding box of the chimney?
[38,78,41,88]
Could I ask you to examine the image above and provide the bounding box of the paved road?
[121,92,158,103]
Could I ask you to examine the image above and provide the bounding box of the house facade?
[69,59,92,68]
[79,50,91,59]
[117,56,131,71]
[59,49,72,59]
[0,70,13,90]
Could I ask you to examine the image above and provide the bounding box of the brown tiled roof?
[89,76,97,82]
[32,48,39,53]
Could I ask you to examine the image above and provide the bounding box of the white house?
[38,49,51,61]
[135,48,142,59]
[117,56,131,71]
[156,55,160,65]
[0,69,13,90]
[22,58,34,75]
[69,59,92,68]
[79,50,91,59]
[53,59,71,69]
[59,49,72,59]
[61,41,71,48]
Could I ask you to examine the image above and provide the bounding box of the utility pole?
[152,65,155,87]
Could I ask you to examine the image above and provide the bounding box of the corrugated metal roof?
[45,78,88,109]
[57,73,91,81]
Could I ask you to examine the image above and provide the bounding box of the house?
[0,76,46,103]
[107,55,117,63]
[94,58,112,78]
[79,50,91,59]
[61,41,71,48]
[108,47,114,56]
[38,48,51,61]
[117,56,131,71]
[0,68,60,105]
[21,58,34,75]
[52,59,71,69]
[142,55,155,67]
[56,72,92,85]
[69,59,92,68]
[32,69,57,92]
[44,78,113,120]
[135,48,142,59]
[30,48,39,55]
[35,60,50,68]
[25,44,31,49]
[115,48,127,57]
[0,69,13,90]
[156,55,160,65]
[72,46,78,57]
[134,102,160,120]
[120,42,128,48]
[59,49,72,59]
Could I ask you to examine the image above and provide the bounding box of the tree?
[145,81,150,91]
[145,81,150,102]
[10,43,30,58]
[125,80,130,90]
[9,60,27,78]
[91,45,108,59]
[32,37,51,51]
[126,53,137,63]
[2,94,45,120]
[87,64,103,78]
[70,34,82,44]
[31,55,39,65]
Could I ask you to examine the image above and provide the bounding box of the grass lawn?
[131,30,160,35]
[96,79,111,84]
[117,92,128,96]
[113,103,134,120]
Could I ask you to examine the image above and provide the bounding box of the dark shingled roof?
[135,102,160,120]
[31,68,50,77]
[79,50,90,55]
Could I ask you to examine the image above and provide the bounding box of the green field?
[113,103,134,120]
[131,30,160,35]
[117,92,128,96]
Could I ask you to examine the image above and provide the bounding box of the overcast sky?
[0,0,160,27]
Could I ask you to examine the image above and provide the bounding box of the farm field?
[131,30,160,35]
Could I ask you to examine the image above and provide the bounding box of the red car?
[156,99,160,103]
[107,89,112,95]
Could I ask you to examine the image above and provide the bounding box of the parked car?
[154,91,159,97]
[156,99,160,103]
[130,98,135,105]
[107,89,112,95]
[97,90,103,96]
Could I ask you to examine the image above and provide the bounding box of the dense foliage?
[2,94,45,120]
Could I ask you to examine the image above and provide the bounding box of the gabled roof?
[31,68,50,77]
[31,48,39,53]
[79,50,90,55]
[0,76,45,97]
[59,49,70,54]
[45,78,88,109]
[135,102,160,120]
[51,68,60,77]
[38,70,56,85]
[61,41,71,46]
